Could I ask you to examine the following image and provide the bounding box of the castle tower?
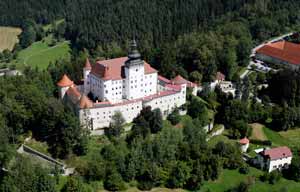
[57,74,74,99]
[124,40,145,100]
[83,58,92,79]
[83,58,92,94]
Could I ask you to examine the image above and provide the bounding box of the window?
[105,90,108,94]
[136,69,138,72]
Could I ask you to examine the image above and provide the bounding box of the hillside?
[15,37,70,70]
[0,26,22,51]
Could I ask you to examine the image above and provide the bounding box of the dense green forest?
[2,0,300,80]
[1,0,300,191]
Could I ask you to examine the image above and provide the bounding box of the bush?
[103,170,126,191]
[260,171,282,184]
[250,139,272,146]
[239,165,250,174]
[167,108,181,125]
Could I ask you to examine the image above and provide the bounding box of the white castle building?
[57,41,198,133]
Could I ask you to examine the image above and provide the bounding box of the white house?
[217,81,236,97]
[239,137,250,153]
[256,146,292,173]
[57,40,194,134]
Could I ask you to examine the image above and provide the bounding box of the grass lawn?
[0,26,22,51]
[279,129,300,149]
[201,167,300,192]
[263,127,289,147]
[15,37,71,70]
[207,134,236,147]
[43,19,65,32]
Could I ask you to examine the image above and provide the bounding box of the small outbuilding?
[239,137,250,153]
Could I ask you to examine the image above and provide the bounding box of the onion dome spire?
[128,39,141,60]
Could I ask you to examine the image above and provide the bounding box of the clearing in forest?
[249,123,267,140]
[15,35,71,70]
[0,26,22,52]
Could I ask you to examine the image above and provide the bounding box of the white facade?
[58,42,191,133]
[267,157,292,173]
[257,154,292,173]
[218,81,236,97]
[256,147,293,173]
[240,143,249,153]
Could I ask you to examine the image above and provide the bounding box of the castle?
[57,41,198,134]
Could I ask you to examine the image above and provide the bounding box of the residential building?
[256,146,292,173]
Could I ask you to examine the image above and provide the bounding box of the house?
[239,137,250,153]
[57,40,193,134]
[208,71,235,96]
[256,146,292,173]
[217,81,236,97]
[210,71,225,90]
[256,41,300,70]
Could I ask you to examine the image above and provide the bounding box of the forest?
[1,0,300,191]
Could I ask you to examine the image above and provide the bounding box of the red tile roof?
[66,86,81,104]
[171,75,197,88]
[165,84,182,91]
[256,41,300,65]
[57,74,74,87]
[90,57,157,80]
[239,137,249,145]
[66,86,81,98]
[261,146,292,160]
[79,95,93,109]
[216,72,225,81]
[158,75,171,84]
[84,58,92,69]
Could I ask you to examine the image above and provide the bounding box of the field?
[279,129,300,149]
[201,168,300,192]
[15,37,71,70]
[250,123,267,140]
[0,26,22,51]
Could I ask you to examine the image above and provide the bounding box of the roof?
[165,84,182,91]
[216,72,225,81]
[79,95,93,109]
[57,74,74,87]
[239,137,249,145]
[91,57,157,80]
[158,75,171,84]
[256,41,300,65]
[171,75,197,88]
[84,58,92,69]
[261,146,292,160]
[66,86,81,98]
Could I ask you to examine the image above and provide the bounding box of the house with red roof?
[256,40,300,69]
[239,137,250,153]
[57,40,188,132]
[256,146,293,172]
